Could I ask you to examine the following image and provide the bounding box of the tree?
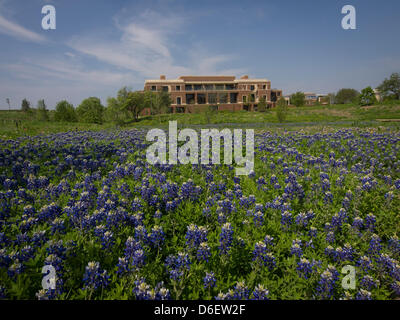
[6,98,10,111]
[377,73,400,100]
[76,97,105,124]
[290,92,305,107]
[122,91,145,122]
[358,87,377,106]
[54,100,77,122]
[105,87,131,125]
[334,88,359,104]
[21,98,30,112]
[257,96,267,112]
[37,99,49,121]
[276,97,288,122]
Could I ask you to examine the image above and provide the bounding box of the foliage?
[276,97,288,122]
[37,99,49,121]
[0,127,399,300]
[377,73,400,100]
[21,99,30,112]
[54,100,77,122]
[335,89,359,104]
[76,97,105,124]
[257,96,267,112]
[290,92,306,107]
[358,87,377,106]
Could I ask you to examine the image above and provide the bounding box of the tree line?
[288,72,400,107]
[16,88,172,124]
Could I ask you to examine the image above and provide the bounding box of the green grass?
[1,103,400,139]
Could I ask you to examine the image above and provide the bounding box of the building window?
[176,97,181,105]
[176,107,185,113]
[151,85,156,91]
[176,85,181,91]
[185,84,193,91]
[262,85,266,90]
[219,93,228,103]
[162,86,169,92]
[226,84,235,90]
[250,85,255,91]
[205,84,214,90]
[243,95,247,103]
[197,94,206,104]
[194,84,202,90]
[215,84,224,90]
[230,93,238,103]
[186,94,195,104]
[208,93,217,104]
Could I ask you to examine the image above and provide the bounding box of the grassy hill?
[1,103,400,138]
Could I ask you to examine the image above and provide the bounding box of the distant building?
[373,89,382,102]
[304,92,318,106]
[143,75,282,114]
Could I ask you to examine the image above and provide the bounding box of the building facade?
[143,75,282,114]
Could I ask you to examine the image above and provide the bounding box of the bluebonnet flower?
[324,191,333,204]
[233,281,250,300]
[365,214,376,232]
[369,234,382,255]
[149,225,165,247]
[290,240,303,257]
[125,237,141,258]
[8,261,24,278]
[391,281,400,296]
[203,272,216,289]
[197,242,211,262]
[388,235,400,256]
[355,289,372,300]
[264,235,274,249]
[132,249,146,269]
[296,258,314,279]
[50,218,66,235]
[165,252,191,281]
[185,224,207,248]
[82,261,110,291]
[219,223,233,255]
[253,211,264,227]
[132,278,151,300]
[352,216,364,233]
[360,275,379,290]
[116,257,130,276]
[154,210,162,219]
[357,255,373,272]
[281,211,292,229]
[309,227,318,238]
[134,225,148,244]
[315,266,339,299]
[251,284,269,300]
[326,231,335,244]
[252,241,276,270]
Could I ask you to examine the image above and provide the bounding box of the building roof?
[145,75,270,83]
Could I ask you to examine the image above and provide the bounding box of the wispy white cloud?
[0,14,46,43]
[67,8,246,79]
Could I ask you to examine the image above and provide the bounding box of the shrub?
[54,100,77,122]
[21,99,30,112]
[358,87,377,106]
[290,92,305,107]
[76,97,105,124]
[258,96,267,112]
[37,99,49,121]
[335,88,359,104]
[276,97,288,122]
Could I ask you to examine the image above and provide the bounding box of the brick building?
[143,75,282,114]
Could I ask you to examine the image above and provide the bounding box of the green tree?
[105,87,131,125]
[334,88,359,104]
[54,100,77,122]
[276,97,288,122]
[290,92,305,107]
[122,90,145,122]
[37,99,49,121]
[358,86,377,106]
[257,96,267,112]
[76,97,105,124]
[21,98,30,112]
[377,73,400,100]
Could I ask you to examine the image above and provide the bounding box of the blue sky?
[0,0,399,109]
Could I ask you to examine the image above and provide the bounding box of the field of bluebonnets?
[0,127,400,300]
